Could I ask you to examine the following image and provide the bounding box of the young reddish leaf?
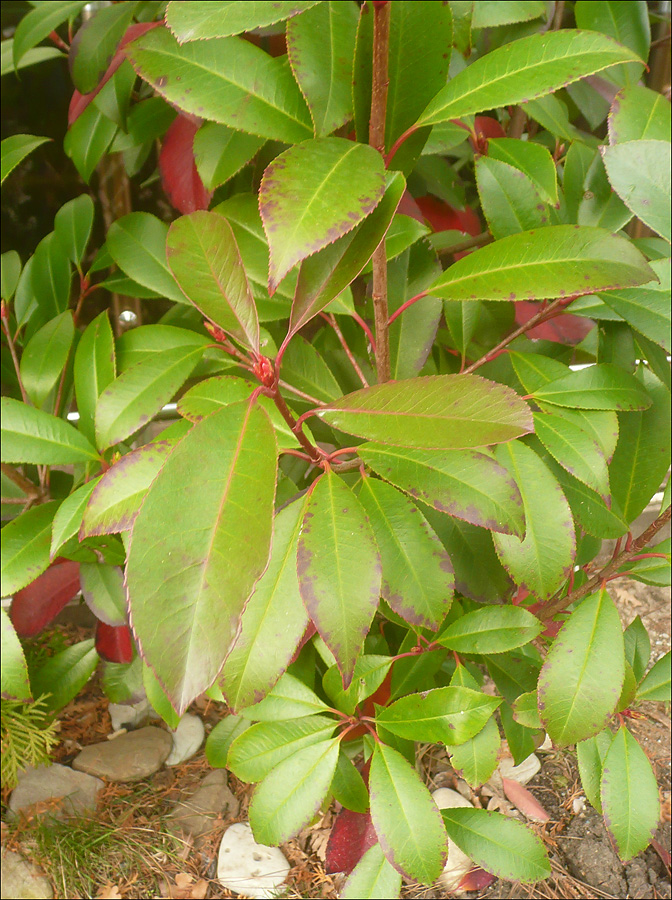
[416,195,480,238]
[340,842,402,899]
[514,301,594,344]
[356,476,453,630]
[359,444,525,536]
[9,560,81,637]
[159,115,212,214]
[538,588,625,746]
[259,137,385,293]
[297,472,381,687]
[326,807,378,875]
[80,441,175,538]
[458,868,497,892]
[95,621,134,664]
[127,401,278,715]
[601,726,660,861]
[429,226,654,301]
[317,375,533,450]
[370,742,447,882]
[501,778,550,822]
[493,442,576,600]
[165,1,321,41]
[220,498,309,711]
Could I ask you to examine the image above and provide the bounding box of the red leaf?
[458,866,496,891]
[325,808,378,875]
[95,621,134,664]
[501,776,550,822]
[10,561,81,637]
[68,21,161,125]
[514,301,594,344]
[415,195,481,237]
[159,115,213,214]
[397,189,426,224]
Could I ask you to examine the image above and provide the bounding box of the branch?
[322,313,369,387]
[539,507,671,622]
[436,231,493,259]
[1,463,40,499]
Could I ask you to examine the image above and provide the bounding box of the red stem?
[387,290,428,326]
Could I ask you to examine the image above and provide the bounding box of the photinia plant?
[1,0,671,893]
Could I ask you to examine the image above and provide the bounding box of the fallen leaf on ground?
[501,776,550,822]
[96,884,122,899]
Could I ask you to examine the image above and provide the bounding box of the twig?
[540,507,672,622]
[322,313,369,387]
[436,231,493,259]
[1,463,40,499]
[1,304,30,405]
[369,1,391,384]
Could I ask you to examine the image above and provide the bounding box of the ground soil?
[2,576,670,900]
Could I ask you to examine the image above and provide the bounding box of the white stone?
[498,753,540,785]
[1,849,53,899]
[217,822,290,899]
[432,788,475,893]
[166,714,205,766]
[537,734,553,752]
[572,796,586,815]
[108,699,151,732]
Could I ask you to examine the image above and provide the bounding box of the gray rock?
[7,764,103,821]
[217,822,289,898]
[165,714,205,766]
[72,726,172,782]
[169,769,240,837]
[108,699,151,732]
[1,849,53,899]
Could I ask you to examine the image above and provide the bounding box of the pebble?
[170,770,240,838]
[217,822,290,899]
[165,714,205,766]
[7,764,103,821]
[1,849,53,899]
[72,726,172,782]
[108,699,152,732]
[432,788,475,893]
[499,753,541,785]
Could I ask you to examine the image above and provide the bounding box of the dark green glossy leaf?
[74,310,116,446]
[107,213,183,303]
[193,123,264,191]
[20,311,74,409]
[54,194,94,268]
[1,133,50,184]
[332,750,369,814]
[64,102,117,183]
[13,1,87,68]
[31,639,98,713]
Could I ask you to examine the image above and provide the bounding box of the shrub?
[1,1,670,893]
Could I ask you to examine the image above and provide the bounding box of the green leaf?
[360,444,525,537]
[1,134,50,184]
[608,85,672,144]
[487,650,540,704]
[500,702,540,766]
[601,726,660,861]
[493,441,575,599]
[439,606,543,655]
[1,398,99,465]
[576,148,633,232]
[511,691,543,731]
[369,742,447,883]
[340,843,402,900]
[637,652,671,702]
[221,498,309,712]
[166,211,260,352]
[533,363,652,411]
[0,40,64,78]
[20,310,74,409]
[538,588,625,746]
[417,30,641,126]
[441,807,550,882]
[318,375,533,449]
[177,376,298,448]
[575,0,649,88]
[376,686,501,745]
[107,213,184,303]
[356,476,453,630]
[609,368,671,522]
[476,157,549,239]
[323,655,392,716]
[80,440,175,537]
[115,324,209,372]
[64,101,117,183]
[249,738,340,845]
[79,562,126,627]
[332,750,370,814]
[550,461,629,539]
[429,226,654,301]
[288,170,405,336]
[297,471,381,685]
[287,1,359,137]
[193,123,264,192]
[624,616,651,683]
[51,478,100,558]
[280,336,343,403]
[602,141,671,243]
[624,539,671,587]
[69,1,135,93]
[471,0,546,27]
[30,639,98,713]
[577,730,614,813]
[229,717,337,784]
[127,401,277,714]
[74,310,116,446]
[12,1,88,69]
[32,232,72,320]
[205,714,250,768]
[532,410,610,499]
[448,664,501,788]
[239,672,330,722]
[1,251,21,302]
[1,608,31,701]
[166,1,320,40]
[598,258,671,353]
[486,137,558,205]
[143,663,181,729]
[260,138,385,292]
[94,345,203,450]
[54,194,94,267]
[126,26,313,144]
